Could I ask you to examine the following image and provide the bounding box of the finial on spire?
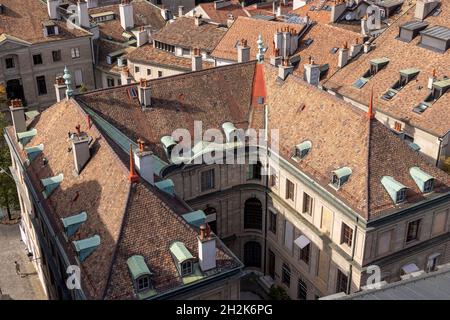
[129,144,139,183]
[256,34,265,63]
[367,86,375,120]
[63,66,74,99]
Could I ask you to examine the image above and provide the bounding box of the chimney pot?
[9,99,26,136]
[70,126,91,174]
[119,0,134,30]
[138,79,152,108]
[198,223,216,271]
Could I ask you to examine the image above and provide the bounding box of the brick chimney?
[133,139,154,185]
[338,42,349,68]
[138,79,151,108]
[9,99,26,136]
[237,39,250,63]
[198,224,216,272]
[77,1,90,28]
[428,69,437,90]
[70,125,91,174]
[282,27,292,57]
[54,76,67,102]
[47,0,60,20]
[119,0,134,30]
[304,57,320,86]
[192,48,202,71]
[278,58,294,81]
[363,41,372,53]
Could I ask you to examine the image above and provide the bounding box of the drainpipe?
[347,217,358,294]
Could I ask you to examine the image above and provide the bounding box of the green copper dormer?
[155,179,175,196]
[161,136,177,161]
[381,176,408,204]
[24,144,44,161]
[41,173,64,199]
[61,211,87,237]
[222,122,239,143]
[73,235,100,262]
[331,167,352,190]
[182,210,206,227]
[126,255,157,299]
[410,167,434,193]
[169,241,195,277]
[17,129,37,146]
[292,140,312,161]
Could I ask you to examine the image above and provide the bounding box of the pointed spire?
[63,66,74,99]
[128,144,139,183]
[256,34,265,63]
[367,86,375,120]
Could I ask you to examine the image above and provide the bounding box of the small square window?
[135,66,140,73]
[147,69,151,76]
[33,54,43,65]
[107,78,115,87]
[5,57,15,69]
[52,50,61,62]
[71,48,80,59]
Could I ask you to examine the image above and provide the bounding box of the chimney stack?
[194,14,203,26]
[138,79,151,108]
[47,0,60,20]
[198,224,216,272]
[278,58,294,81]
[192,48,202,71]
[9,99,26,136]
[119,0,134,31]
[363,41,372,53]
[330,0,347,22]
[282,28,292,57]
[338,42,349,68]
[304,57,320,86]
[350,38,363,58]
[178,5,184,17]
[415,0,440,21]
[77,1,90,28]
[135,26,148,47]
[121,67,133,85]
[237,39,250,63]
[133,139,154,185]
[270,47,282,67]
[70,125,91,174]
[55,76,67,102]
[428,69,437,90]
[276,3,282,17]
[227,14,235,28]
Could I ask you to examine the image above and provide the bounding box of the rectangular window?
[137,276,149,291]
[341,223,353,247]
[299,243,310,265]
[201,169,215,192]
[269,210,277,234]
[285,179,295,201]
[302,193,313,215]
[406,219,421,243]
[74,69,83,88]
[46,26,56,36]
[36,76,47,95]
[5,57,15,69]
[282,263,291,287]
[336,270,348,293]
[269,166,279,188]
[431,211,447,236]
[147,69,151,76]
[284,220,294,252]
[135,66,140,73]
[158,71,163,77]
[52,50,61,62]
[297,279,307,300]
[71,47,80,59]
[33,54,43,65]
[107,78,115,87]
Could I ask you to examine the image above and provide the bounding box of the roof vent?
[24,144,44,161]
[420,25,450,53]
[169,241,195,277]
[155,179,175,196]
[73,235,101,262]
[61,211,87,237]
[381,176,408,204]
[398,20,429,43]
[292,140,312,161]
[410,167,434,193]
[331,167,352,190]
[41,173,64,199]
[413,78,450,113]
[127,255,155,297]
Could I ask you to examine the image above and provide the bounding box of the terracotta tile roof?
[324,3,450,137]
[0,0,90,43]
[293,23,361,82]
[263,63,450,220]
[89,0,166,43]
[104,181,240,299]
[95,39,135,74]
[9,100,131,299]
[126,44,214,71]
[246,1,293,17]
[197,1,250,25]
[289,0,334,24]
[151,17,227,52]
[211,16,305,61]
[76,61,257,161]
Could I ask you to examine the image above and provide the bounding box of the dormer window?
[420,25,450,53]
[137,275,150,291]
[331,167,352,190]
[222,122,241,143]
[43,21,59,37]
[169,241,195,277]
[181,260,193,276]
[353,58,390,89]
[413,78,450,114]
[381,176,408,204]
[292,140,311,161]
[382,68,420,101]
[127,255,153,293]
[410,167,434,193]
[161,136,177,160]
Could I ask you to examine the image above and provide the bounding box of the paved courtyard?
[0,224,46,300]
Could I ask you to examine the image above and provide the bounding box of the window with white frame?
[71,48,80,59]
[181,260,193,276]
[137,276,150,291]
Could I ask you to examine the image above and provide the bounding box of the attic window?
[304,38,314,46]
[353,58,390,89]
[106,49,125,65]
[292,140,311,161]
[382,68,420,101]
[331,167,352,190]
[161,136,177,159]
[73,235,101,262]
[398,20,429,43]
[181,260,193,276]
[0,4,5,14]
[91,11,116,23]
[41,173,64,199]
[169,241,195,277]
[43,21,59,37]
[381,176,408,204]
[413,78,450,114]
[222,122,241,143]
[420,25,450,53]
[61,211,87,237]
[409,167,434,193]
[127,255,153,293]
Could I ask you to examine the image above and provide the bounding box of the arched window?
[244,241,261,268]
[204,206,217,234]
[244,198,262,230]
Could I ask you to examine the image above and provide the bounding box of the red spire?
[128,144,139,183]
[367,87,375,120]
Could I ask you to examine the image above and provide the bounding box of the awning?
[294,235,311,249]
[402,263,420,274]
